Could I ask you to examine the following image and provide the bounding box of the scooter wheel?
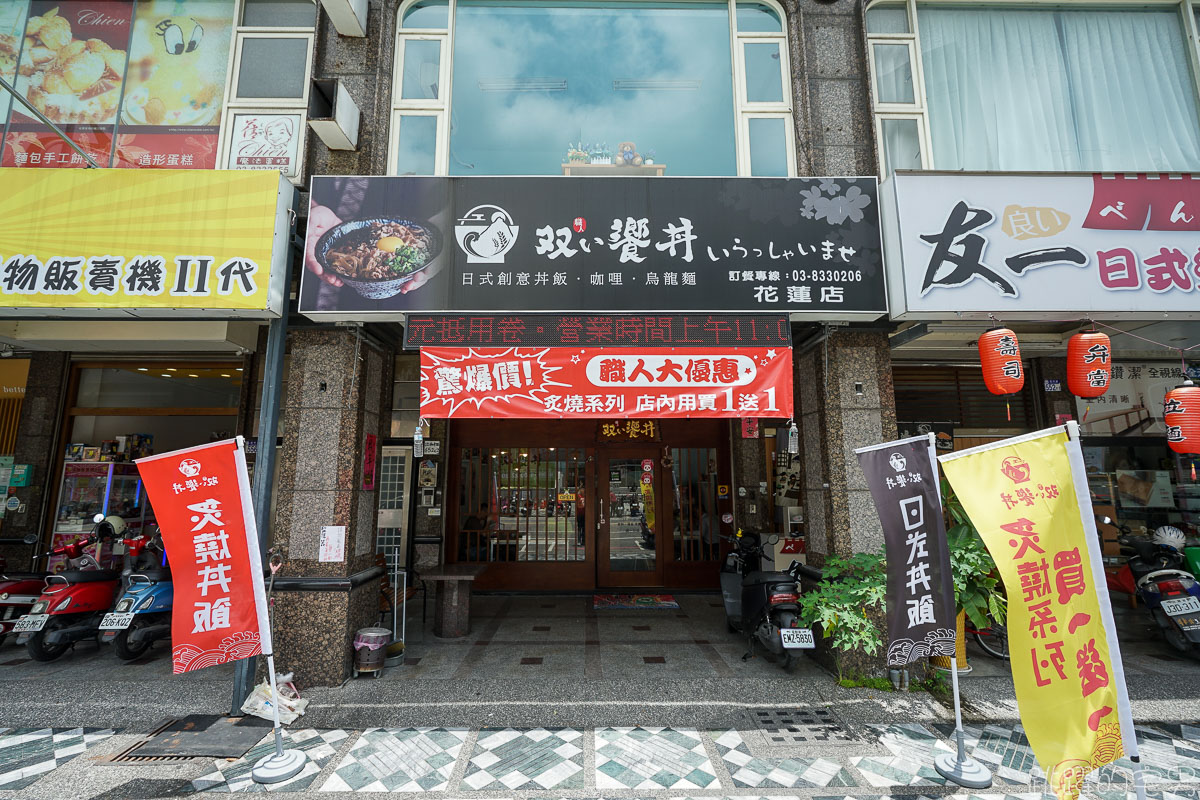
[113,627,151,660]
[27,621,71,662]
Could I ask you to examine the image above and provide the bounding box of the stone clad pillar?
[269,328,393,687]
[796,329,897,562]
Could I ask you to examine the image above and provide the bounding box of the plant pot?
[930,610,972,674]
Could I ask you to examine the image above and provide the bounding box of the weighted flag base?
[934,750,992,789]
[252,748,306,784]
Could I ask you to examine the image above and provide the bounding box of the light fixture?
[221,373,231,378]
[161,374,171,378]
[167,367,177,371]
[138,368,148,372]
[189,374,199,378]
[236,368,243,372]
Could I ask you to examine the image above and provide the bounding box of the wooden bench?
[420,564,488,638]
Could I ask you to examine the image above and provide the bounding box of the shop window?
[375,445,413,571]
[390,380,422,434]
[866,0,1200,174]
[390,0,794,177]
[893,364,1035,431]
[1083,437,1200,545]
[75,366,242,409]
[455,447,587,563]
[0,0,313,175]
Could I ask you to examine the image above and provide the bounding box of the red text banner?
[420,347,793,419]
[136,438,270,674]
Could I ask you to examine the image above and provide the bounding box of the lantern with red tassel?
[1067,330,1112,398]
[978,328,1025,395]
[1164,380,1200,454]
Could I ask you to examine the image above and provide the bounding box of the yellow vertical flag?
[939,427,1134,800]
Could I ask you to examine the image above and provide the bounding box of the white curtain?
[917,7,1200,172]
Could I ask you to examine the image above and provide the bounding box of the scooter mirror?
[93,513,105,524]
[21,533,37,545]
[765,533,780,546]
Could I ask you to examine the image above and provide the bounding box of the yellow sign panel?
[0,169,287,317]
[940,430,1125,800]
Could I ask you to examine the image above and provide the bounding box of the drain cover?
[750,707,856,744]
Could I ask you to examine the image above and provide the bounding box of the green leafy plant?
[797,551,887,675]
[942,477,1008,629]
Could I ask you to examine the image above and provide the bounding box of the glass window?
[241,0,316,27]
[447,1,737,176]
[736,2,782,33]
[917,6,1200,171]
[872,43,914,104]
[744,42,784,103]
[69,415,238,455]
[237,37,309,98]
[403,0,450,29]
[880,117,921,172]
[866,5,909,34]
[748,117,787,176]
[75,367,242,409]
[401,39,442,101]
[394,114,438,174]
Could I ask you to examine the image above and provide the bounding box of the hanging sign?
[855,435,956,666]
[362,433,378,491]
[939,426,1136,800]
[136,438,271,674]
[403,314,790,348]
[885,172,1200,319]
[420,346,793,419]
[301,176,885,319]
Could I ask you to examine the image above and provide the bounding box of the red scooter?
[0,534,47,646]
[14,514,123,662]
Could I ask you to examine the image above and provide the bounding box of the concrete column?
[269,328,393,687]
[1,352,69,566]
[797,329,896,562]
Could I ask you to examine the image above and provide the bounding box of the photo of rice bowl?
[316,218,443,299]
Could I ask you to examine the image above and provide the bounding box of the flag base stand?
[934,736,992,789]
[251,746,306,784]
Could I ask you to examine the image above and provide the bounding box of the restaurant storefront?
[299,174,889,593]
[882,170,1200,562]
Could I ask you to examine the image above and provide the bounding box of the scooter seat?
[59,569,119,583]
[745,570,796,586]
[131,569,171,582]
[1,571,48,581]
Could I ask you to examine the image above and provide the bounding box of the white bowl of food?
[316,218,442,299]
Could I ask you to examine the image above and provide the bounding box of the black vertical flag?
[856,435,956,666]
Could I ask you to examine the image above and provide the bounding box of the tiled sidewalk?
[2,719,1200,796]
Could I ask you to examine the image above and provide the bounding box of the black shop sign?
[301,176,885,318]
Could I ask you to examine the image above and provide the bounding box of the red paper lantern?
[978,328,1024,395]
[1067,331,1112,398]
[1164,380,1200,454]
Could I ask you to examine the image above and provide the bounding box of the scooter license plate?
[13,614,47,633]
[99,613,134,631]
[780,627,815,649]
[1162,596,1200,616]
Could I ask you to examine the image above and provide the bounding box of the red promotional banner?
[421,346,793,418]
[136,438,270,674]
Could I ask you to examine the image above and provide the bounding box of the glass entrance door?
[597,448,665,587]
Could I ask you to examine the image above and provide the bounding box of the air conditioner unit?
[319,0,367,37]
[308,78,360,151]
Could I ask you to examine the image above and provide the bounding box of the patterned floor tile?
[0,727,114,790]
[851,723,955,787]
[191,728,347,793]
[319,728,467,792]
[462,728,583,790]
[713,729,856,788]
[594,726,717,790]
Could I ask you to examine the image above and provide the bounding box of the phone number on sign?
[788,270,864,283]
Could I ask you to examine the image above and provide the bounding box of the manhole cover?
[750,707,856,744]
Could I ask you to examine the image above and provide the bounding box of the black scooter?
[720,529,812,670]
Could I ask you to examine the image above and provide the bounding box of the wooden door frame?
[595,445,667,589]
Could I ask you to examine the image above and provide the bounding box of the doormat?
[131,714,272,759]
[593,594,679,609]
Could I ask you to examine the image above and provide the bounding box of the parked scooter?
[0,533,48,646]
[720,529,812,669]
[100,525,172,660]
[14,514,124,662]
[1111,520,1200,656]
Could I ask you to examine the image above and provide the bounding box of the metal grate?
[750,707,856,744]
[96,719,200,766]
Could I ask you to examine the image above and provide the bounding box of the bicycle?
[964,612,1009,659]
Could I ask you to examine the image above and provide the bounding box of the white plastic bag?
[240,671,310,724]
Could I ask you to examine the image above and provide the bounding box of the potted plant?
[935,477,1009,673]
[590,143,612,165]
[643,148,656,166]
[796,550,887,681]
[567,142,588,163]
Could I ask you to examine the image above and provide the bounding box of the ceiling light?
[221,373,231,378]
[188,374,198,378]
[138,368,148,372]
[167,367,176,371]
[236,368,243,372]
[161,374,171,378]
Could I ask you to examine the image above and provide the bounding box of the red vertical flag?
[137,438,271,674]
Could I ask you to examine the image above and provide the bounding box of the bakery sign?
[883,172,1200,319]
[0,169,292,318]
